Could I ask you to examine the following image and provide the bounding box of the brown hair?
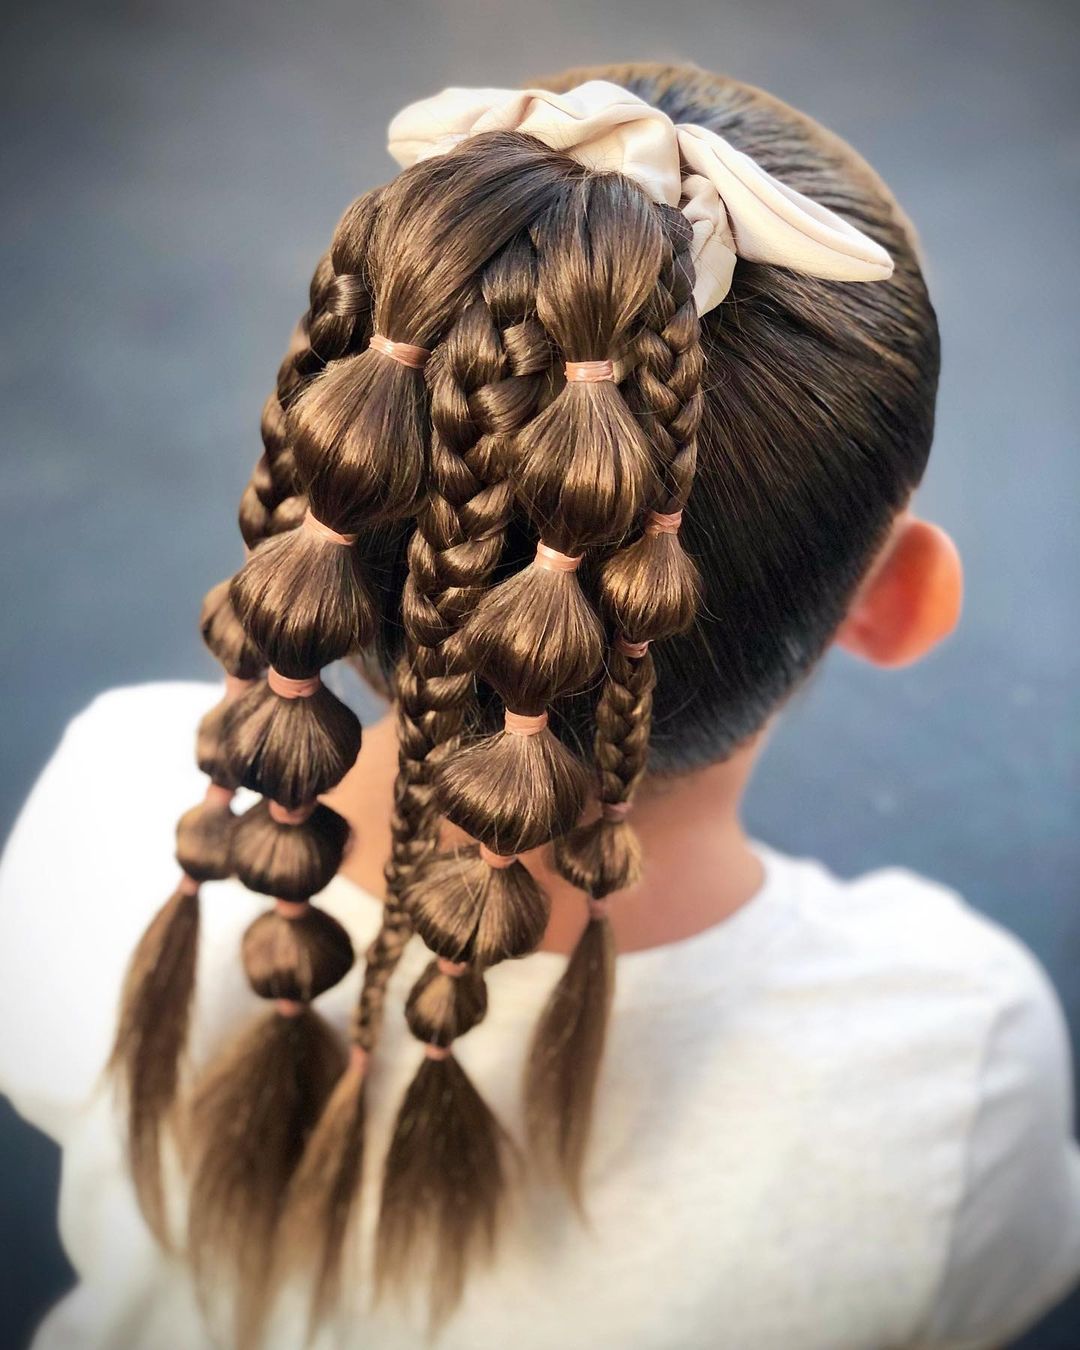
[109,60,938,1336]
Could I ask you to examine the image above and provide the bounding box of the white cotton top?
[1,682,1079,1350]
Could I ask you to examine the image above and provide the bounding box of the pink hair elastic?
[535,541,583,574]
[504,708,548,737]
[369,333,431,369]
[204,782,234,809]
[588,897,611,921]
[274,898,309,920]
[178,873,200,897]
[478,842,518,870]
[349,1044,368,1074]
[303,508,358,547]
[614,635,650,659]
[267,668,321,699]
[644,509,683,536]
[424,1043,453,1061]
[269,799,317,825]
[225,674,256,701]
[276,998,305,1018]
[601,801,632,821]
[565,359,614,383]
[437,958,469,978]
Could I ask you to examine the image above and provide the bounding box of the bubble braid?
[190,137,589,1342]
[108,190,386,1314]
[379,171,684,1325]
[103,227,362,1240]
[530,204,704,1201]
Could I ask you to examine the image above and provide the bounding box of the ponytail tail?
[523,905,615,1208]
[376,1051,506,1329]
[108,878,201,1243]
[276,1044,369,1338]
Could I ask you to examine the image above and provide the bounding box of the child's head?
[242,62,949,774]
[113,61,957,1333]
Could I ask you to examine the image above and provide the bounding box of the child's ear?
[836,516,963,668]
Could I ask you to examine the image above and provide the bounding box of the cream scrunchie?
[387,80,893,316]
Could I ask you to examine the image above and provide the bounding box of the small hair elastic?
[504,709,548,737]
[276,998,305,1018]
[267,669,321,699]
[424,1043,453,1061]
[644,509,684,536]
[565,359,614,383]
[268,800,317,826]
[349,1044,368,1073]
[274,898,309,920]
[614,636,650,659]
[303,508,358,547]
[478,842,518,869]
[437,958,469,978]
[369,333,431,369]
[535,542,583,574]
[224,674,256,701]
[588,897,611,921]
[204,782,235,809]
[601,801,632,821]
[178,873,200,897]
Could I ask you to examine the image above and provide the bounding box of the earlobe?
[837,517,963,668]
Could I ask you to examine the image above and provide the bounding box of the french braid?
[282,236,555,1329]
[358,235,552,1045]
[240,187,384,549]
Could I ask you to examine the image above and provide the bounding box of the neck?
[327,710,765,956]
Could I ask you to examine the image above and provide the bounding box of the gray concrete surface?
[1,0,1077,1344]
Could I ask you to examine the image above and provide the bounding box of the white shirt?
[1,681,1078,1350]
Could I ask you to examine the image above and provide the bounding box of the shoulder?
[11,681,221,812]
[774,848,1059,1017]
[43,680,220,766]
[774,850,1073,1143]
[0,681,223,1138]
[770,849,1080,1343]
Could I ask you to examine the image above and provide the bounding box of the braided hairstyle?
[368,169,714,1324]
[106,194,381,1244]
[108,61,940,1336]
[528,202,704,1201]
[187,138,592,1343]
[279,237,556,1327]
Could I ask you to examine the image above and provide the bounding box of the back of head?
[109,61,939,1337]
[314,62,940,769]
[541,63,938,766]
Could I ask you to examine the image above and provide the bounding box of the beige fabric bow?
[387,80,894,316]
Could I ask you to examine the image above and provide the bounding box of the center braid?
[278,235,554,1334]
[378,173,667,1326]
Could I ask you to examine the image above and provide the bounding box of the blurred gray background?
[1,0,1077,1345]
